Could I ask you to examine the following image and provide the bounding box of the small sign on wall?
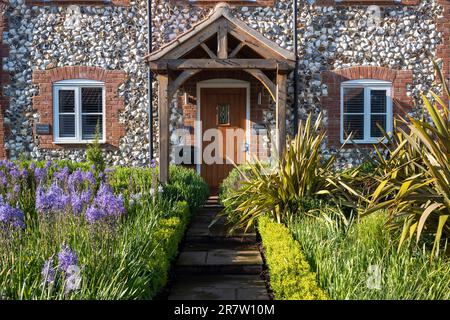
[35,123,51,135]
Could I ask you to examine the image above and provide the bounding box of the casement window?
[340,80,392,144]
[53,79,105,143]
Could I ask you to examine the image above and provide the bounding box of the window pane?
[218,104,230,125]
[371,115,386,138]
[59,115,75,138]
[82,88,102,113]
[371,90,387,113]
[82,115,102,140]
[343,114,364,140]
[59,90,75,113]
[343,87,364,113]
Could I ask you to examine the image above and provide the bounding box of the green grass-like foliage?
[0,163,208,299]
[258,216,328,300]
[221,113,360,231]
[290,212,450,299]
[365,63,450,257]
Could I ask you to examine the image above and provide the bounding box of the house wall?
[0,0,447,167]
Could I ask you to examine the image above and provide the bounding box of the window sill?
[340,139,386,144]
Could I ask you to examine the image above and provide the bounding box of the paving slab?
[168,199,269,300]
[169,275,268,300]
[177,251,207,266]
[206,249,263,266]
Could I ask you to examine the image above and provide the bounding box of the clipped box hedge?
[147,200,191,298]
[258,216,328,300]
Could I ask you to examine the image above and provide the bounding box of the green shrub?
[290,212,450,299]
[219,163,263,209]
[163,166,209,213]
[86,124,106,172]
[365,63,450,257]
[147,201,190,298]
[258,216,328,300]
[221,113,360,231]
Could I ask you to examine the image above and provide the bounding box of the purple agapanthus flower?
[13,184,20,194]
[9,168,20,180]
[150,159,157,168]
[68,169,83,193]
[85,183,125,224]
[54,167,70,182]
[44,161,52,169]
[36,183,70,214]
[41,258,56,284]
[0,201,25,229]
[34,167,47,183]
[70,194,83,215]
[82,171,96,185]
[20,168,28,179]
[58,245,78,273]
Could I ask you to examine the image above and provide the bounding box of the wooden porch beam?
[150,59,291,71]
[157,74,170,184]
[229,42,245,58]
[276,72,287,160]
[168,69,201,98]
[200,43,217,59]
[244,69,276,100]
[217,20,228,59]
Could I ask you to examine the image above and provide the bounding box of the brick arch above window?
[321,66,413,147]
[32,66,126,149]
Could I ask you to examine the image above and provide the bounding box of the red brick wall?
[437,0,450,106]
[0,7,9,159]
[32,66,126,149]
[321,66,413,147]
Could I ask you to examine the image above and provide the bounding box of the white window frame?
[340,79,393,144]
[53,79,106,144]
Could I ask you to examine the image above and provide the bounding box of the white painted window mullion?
[364,87,371,142]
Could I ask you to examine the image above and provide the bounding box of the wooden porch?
[146,2,295,184]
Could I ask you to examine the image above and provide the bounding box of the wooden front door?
[200,87,247,190]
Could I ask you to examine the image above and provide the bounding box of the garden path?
[168,196,269,300]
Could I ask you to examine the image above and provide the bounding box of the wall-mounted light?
[257,91,262,106]
[184,92,189,105]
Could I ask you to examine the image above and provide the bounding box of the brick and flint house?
[0,0,449,188]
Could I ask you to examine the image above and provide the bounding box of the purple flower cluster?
[58,244,79,273]
[41,245,80,288]
[85,184,125,224]
[0,196,25,230]
[36,183,70,214]
[41,259,56,284]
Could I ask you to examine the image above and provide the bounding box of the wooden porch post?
[276,72,287,160]
[158,74,170,184]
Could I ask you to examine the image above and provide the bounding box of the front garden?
[219,65,450,300]
[0,153,208,299]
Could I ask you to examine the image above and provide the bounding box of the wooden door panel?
[200,87,246,189]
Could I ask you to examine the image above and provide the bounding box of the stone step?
[176,249,263,275]
[168,275,269,300]
[185,218,256,243]
[183,241,258,251]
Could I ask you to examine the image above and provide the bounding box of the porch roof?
[145,2,296,67]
